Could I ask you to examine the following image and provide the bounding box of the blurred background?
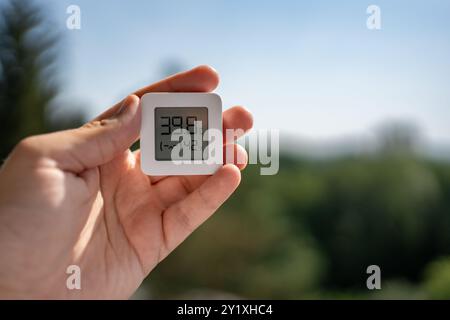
[1,0,450,299]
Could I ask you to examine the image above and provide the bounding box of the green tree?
[423,257,450,299]
[0,0,84,160]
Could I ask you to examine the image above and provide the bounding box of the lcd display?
[154,107,208,161]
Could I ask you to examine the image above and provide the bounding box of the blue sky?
[37,0,450,144]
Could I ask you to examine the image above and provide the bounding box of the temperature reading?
[160,116,198,136]
[154,107,208,161]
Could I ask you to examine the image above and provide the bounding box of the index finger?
[159,164,241,259]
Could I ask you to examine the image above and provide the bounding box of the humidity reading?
[154,107,208,161]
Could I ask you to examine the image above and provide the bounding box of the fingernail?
[116,97,129,116]
[116,96,139,119]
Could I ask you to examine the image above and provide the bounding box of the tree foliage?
[0,0,84,160]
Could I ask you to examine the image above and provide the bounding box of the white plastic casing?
[140,93,223,176]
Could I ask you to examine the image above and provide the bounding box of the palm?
[77,150,161,298]
[79,149,220,298]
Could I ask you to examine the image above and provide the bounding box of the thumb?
[17,95,141,173]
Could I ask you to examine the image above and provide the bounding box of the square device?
[140,93,223,175]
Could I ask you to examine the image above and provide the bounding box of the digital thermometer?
[140,93,223,176]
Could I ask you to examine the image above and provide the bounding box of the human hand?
[0,66,253,299]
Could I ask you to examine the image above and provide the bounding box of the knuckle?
[8,136,45,165]
[15,136,40,156]
[82,119,108,129]
[196,187,214,212]
[175,204,196,234]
